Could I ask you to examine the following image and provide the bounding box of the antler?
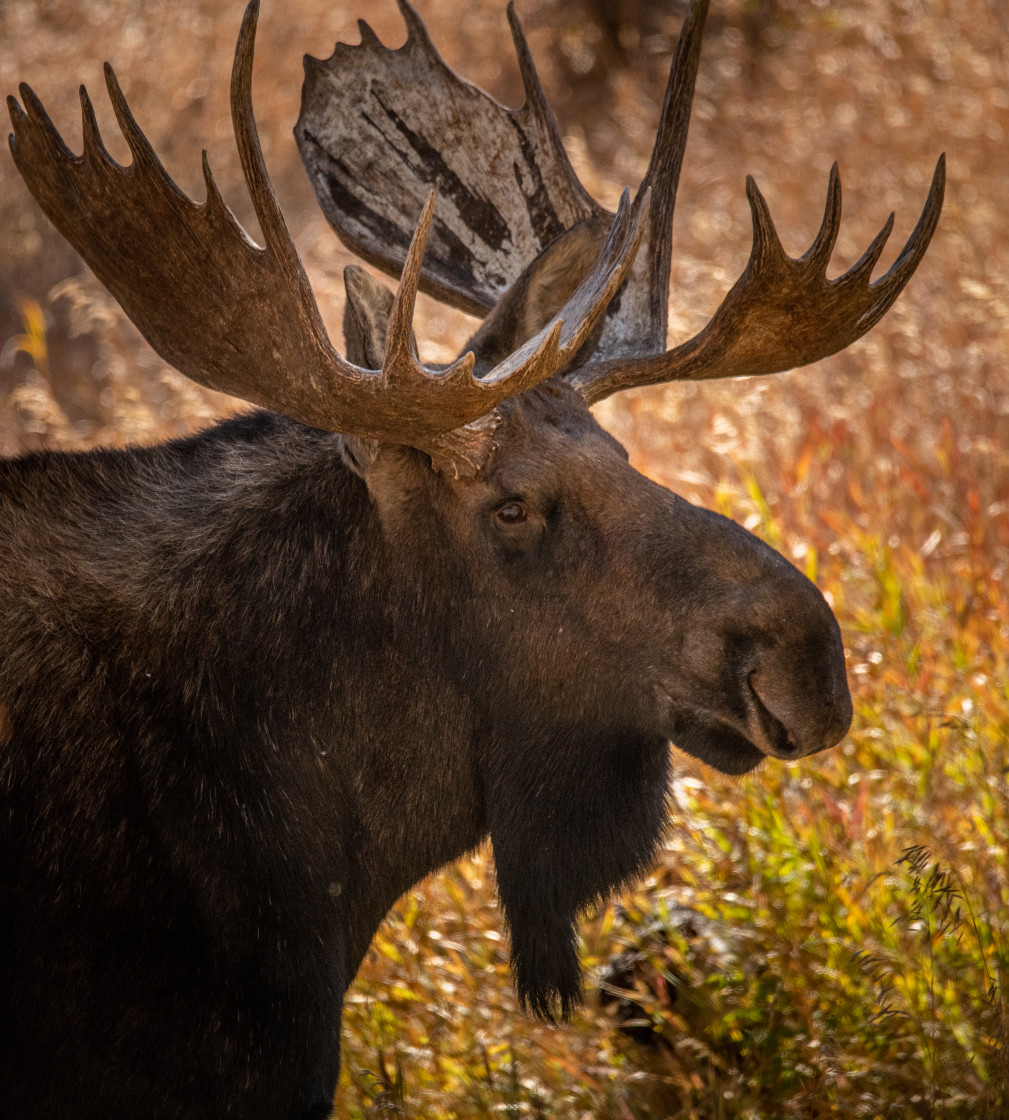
[6,0,646,475]
[568,157,946,403]
[296,0,708,360]
[298,0,944,402]
[297,0,605,318]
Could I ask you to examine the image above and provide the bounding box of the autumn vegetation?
[1,0,1006,1115]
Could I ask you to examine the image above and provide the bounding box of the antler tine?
[801,161,842,271]
[570,156,945,404]
[634,0,710,354]
[844,213,895,287]
[396,0,437,52]
[484,187,648,390]
[557,188,649,353]
[103,65,161,173]
[504,0,599,226]
[507,2,550,125]
[383,190,477,388]
[230,0,308,279]
[77,84,110,165]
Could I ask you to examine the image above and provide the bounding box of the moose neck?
[201,424,494,963]
[1,409,672,1011]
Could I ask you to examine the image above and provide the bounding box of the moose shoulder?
[1,0,941,1117]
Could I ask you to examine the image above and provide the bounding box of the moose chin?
[1,0,940,1116]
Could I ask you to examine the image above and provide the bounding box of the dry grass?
[2,0,1007,1116]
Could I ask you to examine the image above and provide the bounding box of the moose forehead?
[480,382,631,494]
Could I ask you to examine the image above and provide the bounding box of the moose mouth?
[666,678,808,775]
[667,671,844,775]
[666,713,767,776]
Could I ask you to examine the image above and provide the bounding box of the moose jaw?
[1,0,942,1117]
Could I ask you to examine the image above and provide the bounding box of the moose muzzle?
[721,553,853,765]
[655,500,853,774]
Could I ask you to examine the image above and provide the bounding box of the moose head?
[2,0,942,1115]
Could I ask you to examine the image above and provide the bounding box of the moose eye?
[495,500,528,526]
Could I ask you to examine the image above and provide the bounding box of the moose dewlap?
[1,0,941,1116]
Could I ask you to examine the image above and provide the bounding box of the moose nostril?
[746,671,803,759]
[775,723,804,759]
[781,729,803,757]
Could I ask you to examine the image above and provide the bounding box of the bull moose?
[1,0,943,1116]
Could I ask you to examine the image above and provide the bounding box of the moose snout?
[739,592,853,761]
[745,658,852,760]
[654,500,853,771]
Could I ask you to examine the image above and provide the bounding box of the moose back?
[1,0,941,1116]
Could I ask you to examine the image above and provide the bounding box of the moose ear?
[463,217,611,375]
[343,264,419,369]
[340,266,420,478]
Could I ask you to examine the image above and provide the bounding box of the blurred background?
[2,0,1007,1116]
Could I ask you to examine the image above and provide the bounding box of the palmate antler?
[570,158,946,403]
[298,0,944,401]
[297,0,707,360]
[6,0,646,475]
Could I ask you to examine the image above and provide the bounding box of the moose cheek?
[492,518,547,566]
